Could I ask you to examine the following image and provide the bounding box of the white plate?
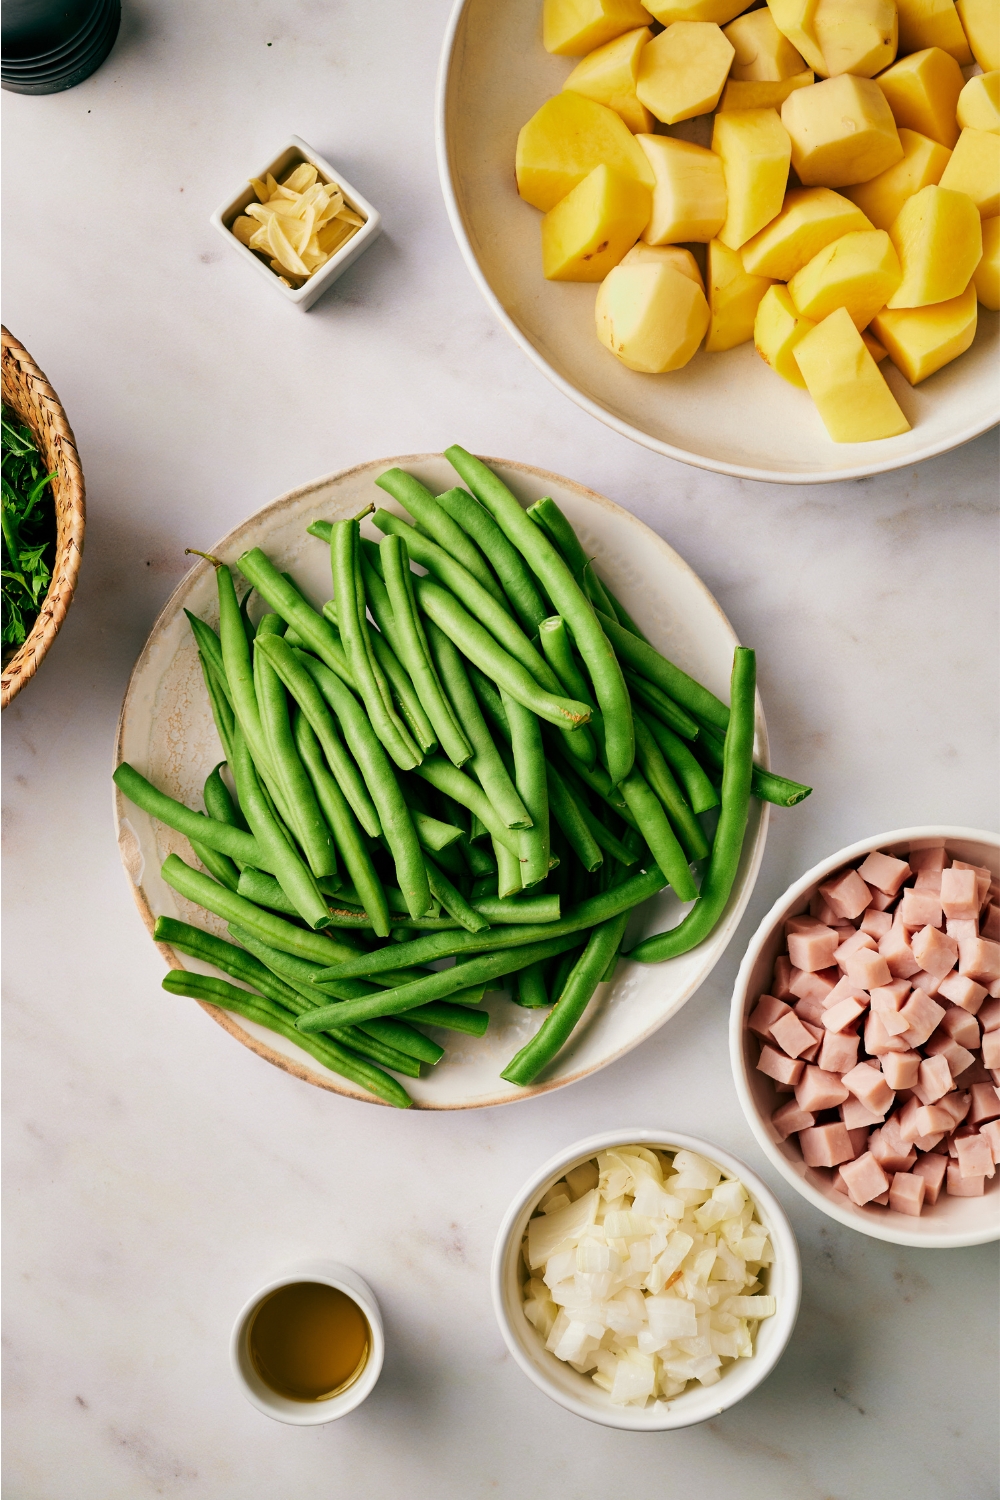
[113,455,768,1109]
[436,0,999,484]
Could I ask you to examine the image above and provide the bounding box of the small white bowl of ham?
[731,828,1000,1249]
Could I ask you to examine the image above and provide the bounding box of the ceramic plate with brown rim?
[113,455,769,1109]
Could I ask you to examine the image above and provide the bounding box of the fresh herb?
[2,405,57,652]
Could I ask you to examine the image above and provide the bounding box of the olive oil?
[248,1282,370,1402]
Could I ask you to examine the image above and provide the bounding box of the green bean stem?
[374,469,506,602]
[435,485,548,634]
[636,707,719,815]
[236,547,355,686]
[501,689,550,888]
[692,720,812,808]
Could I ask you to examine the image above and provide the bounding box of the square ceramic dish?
[210,135,381,311]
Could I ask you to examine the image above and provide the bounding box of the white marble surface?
[2,3,998,1495]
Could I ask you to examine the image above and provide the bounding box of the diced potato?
[544,0,655,56]
[793,306,911,440]
[814,0,897,80]
[719,71,814,110]
[862,328,890,359]
[635,21,735,124]
[844,128,953,230]
[782,75,903,186]
[595,261,711,368]
[870,283,978,381]
[621,241,705,286]
[725,8,806,78]
[644,0,754,21]
[712,109,792,249]
[973,213,1000,306]
[957,72,1000,133]
[563,28,655,134]
[704,238,777,349]
[542,164,652,279]
[766,0,827,74]
[754,283,816,383]
[939,128,1000,216]
[516,93,656,210]
[897,0,973,61]
[956,0,1000,72]
[887,183,983,305]
[788,228,903,327]
[637,135,728,241]
[742,186,874,275]
[876,47,964,150]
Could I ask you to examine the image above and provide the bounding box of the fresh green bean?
[324,879,413,916]
[316,594,437,757]
[445,448,634,786]
[573,796,637,866]
[602,582,649,643]
[413,756,523,858]
[190,765,242,890]
[550,739,637,827]
[636,707,719,815]
[425,856,489,933]
[467,664,510,742]
[500,689,549,888]
[197,558,273,773]
[113,763,263,865]
[410,809,463,852]
[513,960,549,1008]
[547,943,587,1007]
[493,836,523,898]
[161,969,411,1107]
[631,713,709,863]
[526,497,614,618]
[476,893,560,924]
[374,469,506,603]
[619,768,698,902]
[595,610,729,733]
[237,547,355,687]
[435,485,548,634]
[630,648,756,961]
[227,924,426,1000]
[623,670,700,740]
[405,1000,490,1036]
[198,649,237,765]
[545,761,603,873]
[203,762,247,830]
[691,719,812,808]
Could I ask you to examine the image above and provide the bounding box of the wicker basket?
[1,327,86,708]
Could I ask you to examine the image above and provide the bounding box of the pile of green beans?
[116,452,812,1104]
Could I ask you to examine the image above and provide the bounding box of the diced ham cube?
[968,1083,1000,1125]
[823,996,868,1033]
[809,891,841,926]
[869,888,898,911]
[938,1006,981,1049]
[857,851,910,897]
[819,868,872,921]
[870,1116,917,1172]
[981,997,1000,1030]
[946,919,979,943]
[959,937,1000,986]
[899,888,943,930]
[881,1050,922,1090]
[757,1044,805,1086]
[946,1163,985,1196]
[860,908,893,939]
[912,1053,954,1105]
[915,1103,954,1137]
[865,1010,912,1054]
[911,925,959,981]
[911,1152,948,1204]
[909,968,946,998]
[770,1010,820,1060]
[823,975,871,1009]
[748,994,793,1039]
[981,1030,1000,1070]
[908,846,946,873]
[842,1061,895,1115]
[898,989,945,1048]
[951,860,992,909]
[870,978,911,1013]
[888,1171,926,1216]
[832,1166,851,1196]
[845,948,892,989]
[982,904,1000,943]
[940,867,979,920]
[981,1119,1000,1160]
[771,1100,816,1141]
[841,1094,887,1129]
[936,1091,971,1128]
[788,927,839,974]
[799,1122,855,1168]
[820,1030,861,1074]
[834,929,876,966]
[879,920,921,979]
[793,997,826,1029]
[947,1124,978,1157]
[953,1058,991,1089]
[914,867,943,893]
[790,966,839,1003]
[839,1151,890,1205]
[898,1095,930,1142]
[847,1126,870,1157]
[912,1130,946,1152]
[784,913,827,938]
[923,1032,976,1079]
[772,955,796,999]
[795,1065,850,1113]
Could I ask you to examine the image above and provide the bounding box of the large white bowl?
[730,826,1000,1248]
[114,455,769,1110]
[436,0,999,484]
[491,1128,801,1429]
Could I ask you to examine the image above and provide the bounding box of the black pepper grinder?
[2,0,121,94]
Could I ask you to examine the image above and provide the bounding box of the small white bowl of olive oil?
[230,1260,384,1424]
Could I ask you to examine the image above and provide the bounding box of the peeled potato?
[781,75,903,186]
[814,0,898,79]
[712,107,792,249]
[562,27,656,133]
[870,283,978,382]
[704,238,776,349]
[725,8,806,78]
[793,306,911,441]
[877,47,964,149]
[637,134,728,242]
[754,283,816,384]
[938,128,1000,217]
[541,164,652,280]
[719,70,813,110]
[635,21,735,123]
[897,0,973,63]
[620,241,705,286]
[741,186,874,277]
[956,0,1000,72]
[957,72,1000,134]
[596,260,711,370]
[766,0,827,74]
[516,93,655,211]
[973,214,1000,306]
[843,128,953,231]
[887,183,983,306]
[787,228,903,328]
[543,0,655,56]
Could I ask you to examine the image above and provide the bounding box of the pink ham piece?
[823,996,868,1033]
[772,955,796,999]
[911,1151,948,1203]
[771,1010,822,1060]
[798,1122,854,1167]
[839,1151,890,1205]
[793,995,827,1026]
[911,924,959,981]
[981,1119,1000,1159]
[923,1032,976,1078]
[819,1029,861,1073]
[870,1117,917,1172]
[823,975,871,1009]
[888,1171,926,1216]
[956,1132,995,1178]
[865,1011,912,1054]
[819,868,872,921]
[936,1091,971,1128]
[867,888,897,911]
[841,1093,887,1128]
[869,978,911,1012]
[899,888,943,929]
[940,867,979,921]
[857,850,910,896]
[834,929,876,966]
[908,969,944,998]
[795,1065,850,1112]
[898,989,945,1047]
[914,867,943,893]
[788,926,839,973]
[771,1100,816,1140]
[980,997,1000,1031]
[881,1050,922,1089]
[790,966,839,1003]
[844,947,892,989]
[860,909,893,939]
[879,920,921,979]
[898,1096,931,1142]
[968,1083,1000,1124]
[913,1053,954,1104]
[809,891,841,926]
[947,919,979,943]
[982,1030,1000,1070]
[909,846,946,873]
[982,905,1000,942]
[757,1044,805,1086]
[938,1006,981,1049]
[946,1162,985,1196]
[959,937,1000,986]
[748,994,793,1038]
[842,1060,894,1114]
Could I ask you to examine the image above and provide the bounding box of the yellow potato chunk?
[645,0,754,22]
[888,183,983,305]
[725,8,806,78]
[754,283,816,383]
[939,128,1000,216]
[870,283,978,381]
[897,0,973,62]
[544,0,654,56]
[814,0,897,80]
[621,241,706,285]
[704,238,777,349]
[862,328,891,359]
[563,28,655,134]
[719,71,814,110]
[766,0,827,74]
[782,75,903,186]
[876,48,963,150]
[516,93,656,210]
[793,307,911,440]
[742,186,874,275]
[637,135,728,241]
[972,213,1000,306]
[542,164,652,279]
[957,72,1000,134]
[956,0,1000,72]
[712,109,792,249]
[843,128,953,230]
[635,22,735,124]
[596,261,711,368]
[788,228,902,327]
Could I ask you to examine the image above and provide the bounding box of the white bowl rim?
[491,1127,802,1430]
[434,0,999,487]
[729,824,1000,1249]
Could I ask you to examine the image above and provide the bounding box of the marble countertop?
[3,3,998,1495]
